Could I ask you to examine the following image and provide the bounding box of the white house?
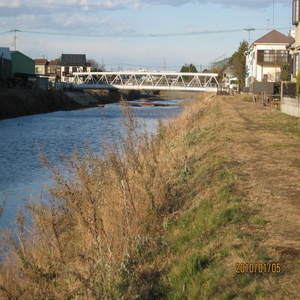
[60,54,91,83]
[245,30,293,89]
[35,59,48,75]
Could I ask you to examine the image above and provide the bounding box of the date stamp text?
[236,263,281,274]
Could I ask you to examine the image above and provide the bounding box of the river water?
[0,100,183,227]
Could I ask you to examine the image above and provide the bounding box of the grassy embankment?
[0,93,299,299]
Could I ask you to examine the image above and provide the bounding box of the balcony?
[257,50,290,65]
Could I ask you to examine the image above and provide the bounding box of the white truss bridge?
[72,71,220,92]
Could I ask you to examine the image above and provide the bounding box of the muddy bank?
[159,90,204,100]
[0,89,83,120]
[86,89,141,103]
[0,89,141,120]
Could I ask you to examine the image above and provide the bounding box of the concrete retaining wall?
[250,82,274,94]
[281,97,300,117]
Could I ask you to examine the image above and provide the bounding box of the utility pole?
[1,52,4,80]
[244,27,255,48]
[11,29,20,50]
[273,0,275,28]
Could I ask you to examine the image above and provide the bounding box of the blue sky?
[0,0,292,71]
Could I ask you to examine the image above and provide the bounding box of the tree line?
[180,40,248,89]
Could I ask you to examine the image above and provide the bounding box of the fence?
[281,97,300,117]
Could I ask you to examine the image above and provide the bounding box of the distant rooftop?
[0,47,12,60]
[49,61,58,65]
[61,54,87,66]
[35,59,48,64]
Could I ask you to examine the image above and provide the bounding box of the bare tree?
[87,59,104,71]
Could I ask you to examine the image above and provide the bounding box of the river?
[0,99,183,227]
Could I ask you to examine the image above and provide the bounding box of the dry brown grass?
[0,98,202,299]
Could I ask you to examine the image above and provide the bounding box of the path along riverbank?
[159,94,300,298]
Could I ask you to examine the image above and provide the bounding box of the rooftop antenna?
[11,29,20,50]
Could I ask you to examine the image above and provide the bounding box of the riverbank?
[0,88,141,120]
[0,89,83,120]
[1,93,300,298]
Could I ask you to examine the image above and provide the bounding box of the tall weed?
[0,99,195,299]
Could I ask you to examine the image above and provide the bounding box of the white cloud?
[0,0,291,68]
[11,11,134,35]
[0,0,127,17]
[0,0,290,16]
[128,0,290,10]
[0,0,135,35]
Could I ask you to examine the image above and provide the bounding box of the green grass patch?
[249,217,268,225]
[263,112,300,138]
[242,97,255,103]
[155,147,277,299]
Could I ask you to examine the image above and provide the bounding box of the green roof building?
[11,51,34,76]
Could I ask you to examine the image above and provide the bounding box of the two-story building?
[35,59,48,75]
[245,30,293,92]
[60,54,91,83]
[289,0,300,79]
[35,59,60,84]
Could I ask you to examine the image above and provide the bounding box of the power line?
[3,27,289,39]
[0,30,11,35]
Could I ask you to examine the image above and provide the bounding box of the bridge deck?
[72,71,220,92]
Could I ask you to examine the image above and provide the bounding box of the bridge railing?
[72,71,220,92]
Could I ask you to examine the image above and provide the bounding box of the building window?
[257,50,289,64]
[35,67,42,74]
[263,50,273,62]
[277,50,288,63]
[261,50,276,63]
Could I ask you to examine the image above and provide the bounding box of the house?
[47,61,60,83]
[245,30,293,92]
[288,0,300,80]
[35,58,48,75]
[222,66,235,87]
[35,59,60,84]
[0,47,12,81]
[60,54,91,83]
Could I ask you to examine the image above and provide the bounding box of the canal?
[0,100,183,227]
